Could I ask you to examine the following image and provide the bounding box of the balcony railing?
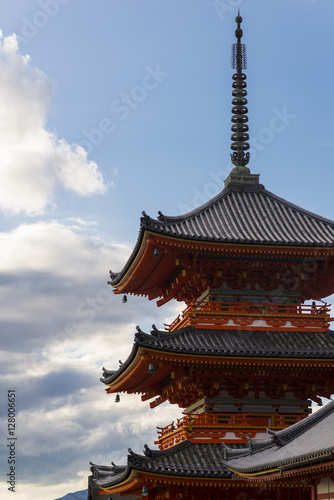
[155,411,307,449]
[165,301,331,332]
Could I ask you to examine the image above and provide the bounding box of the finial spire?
[230,12,250,170]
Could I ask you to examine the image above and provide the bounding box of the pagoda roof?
[111,182,334,289]
[90,462,128,489]
[143,183,334,246]
[91,402,334,489]
[91,441,232,490]
[102,326,334,386]
[135,326,334,358]
[224,398,334,475]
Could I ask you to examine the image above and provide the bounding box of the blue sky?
[0,1,333,498]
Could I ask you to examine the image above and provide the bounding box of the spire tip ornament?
[225,13,259,188]
[230,12,250,170]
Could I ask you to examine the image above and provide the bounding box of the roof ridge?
[142,186,334,227]
[141,440,191,459]
[274,398,334,444]
[145,184,265,223]
[262,188,334,226]
[223,401,334,474]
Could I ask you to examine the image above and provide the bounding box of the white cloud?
[0,220,182,497]
[0,221,136,347]
[0,33,107,216]
[0,220,122,276]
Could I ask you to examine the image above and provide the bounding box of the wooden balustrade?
[155,411,307,449]
[165,301,331,332]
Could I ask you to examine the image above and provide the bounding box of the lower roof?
[91,401,334,490]
[224,399,334,475]
[91,440,233,490]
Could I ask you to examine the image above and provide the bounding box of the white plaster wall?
[318,477,334,495]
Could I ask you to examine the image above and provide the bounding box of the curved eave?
[97,441,234,493]
[110,184,334,295]
[110,224,145,288]
[111,229,178,295]
[102,344,172,395]
[98,468,236,496]
[111,229,334,298]
[102,344,334,396]
[229,452,334,479]
[101,342,139,386]
[96,468,142,495]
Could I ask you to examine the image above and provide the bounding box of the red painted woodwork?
[155,411,307,449]
[111,231,334,305]
[166,301,332,332]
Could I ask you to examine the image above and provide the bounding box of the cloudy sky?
[0,1,333,499]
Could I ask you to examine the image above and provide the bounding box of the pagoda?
[89,13,334,500]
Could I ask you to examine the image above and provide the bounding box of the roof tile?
[140,184,334,246]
